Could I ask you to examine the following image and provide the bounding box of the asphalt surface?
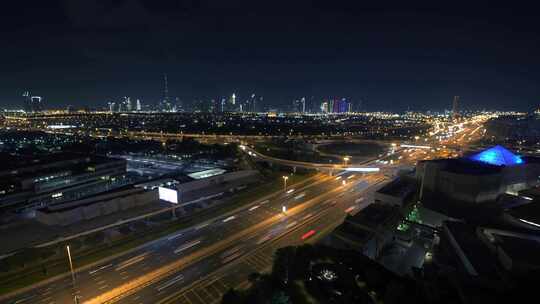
[3,170,386,304]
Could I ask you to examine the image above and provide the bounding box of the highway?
[2,169,386,304]
[2,117,487,304]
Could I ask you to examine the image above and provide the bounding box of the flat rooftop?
[444,221,500,278]
[376,177,416,198]
[346,203,400,229]
[0,152,119,173]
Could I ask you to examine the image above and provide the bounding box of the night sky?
[1,1,539,111]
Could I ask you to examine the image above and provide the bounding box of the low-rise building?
[374,176,417,207]
[330,203,401,259]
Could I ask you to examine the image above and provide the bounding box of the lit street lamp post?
[343,156,350,167]
[282,176,289,192]
[66,245,75,287]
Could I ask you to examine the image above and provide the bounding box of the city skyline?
[1,1,539,111]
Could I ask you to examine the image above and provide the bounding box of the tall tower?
[125,97,132,111]
[452,96,460,119]
[164,74,169,103]
[22,91,32,112]
[161,73,170,111]
[136,99,141,111]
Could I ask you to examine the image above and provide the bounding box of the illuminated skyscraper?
[108,101,115,113]
[321,101,329,113]
[125,97,132,111]
[452,96,460,119]
[136,99,141,111]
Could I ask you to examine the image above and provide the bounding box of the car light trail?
[301,213,313,221]
[167,232,183,241]
[286,189,295,194]
[257,234,272,244]
[223,216,236,223]
[285,221,297,229]
[294,193,305,200]
[222,251,243,264]
[345,206,356,213]
[89,263,113,275]
[156,274,184,292]
[249,205,260,211]
[301,230,316,240]
[194,222,209,230]
[174,239,202,254]
[115,252,150,271]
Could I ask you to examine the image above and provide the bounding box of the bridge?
[239,145,381,174]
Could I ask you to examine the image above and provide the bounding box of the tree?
[222,288,243,304]
[271,291,290,304]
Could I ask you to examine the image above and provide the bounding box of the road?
[2,169,386,304]
[240,145,381,172]
[3,117,487,304]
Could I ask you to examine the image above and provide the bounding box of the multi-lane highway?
[2,118,487,304]
[3,169,386,304]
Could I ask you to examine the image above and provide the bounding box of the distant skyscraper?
[31,96,43,112]
[338,98,349,113]
[452,96,460,119]
[22,91,32,112]
[321,101,329,113]
[250,94,256,112]
[136,99,141,111]
[125,97,132,111]
[108,101,115,113]
[219,98,225,112]
[160,73,171,111]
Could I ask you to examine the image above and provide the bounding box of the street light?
[66,245,75,287]
[282,205,287,213]
[343,156,350,166]
[282,176,289,191]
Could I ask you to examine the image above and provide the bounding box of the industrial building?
[0,152,129,211]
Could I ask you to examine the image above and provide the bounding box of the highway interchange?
[2,118,487,304]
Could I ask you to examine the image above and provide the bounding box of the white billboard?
[158,187,178,204]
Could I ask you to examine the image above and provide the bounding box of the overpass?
[239,145,380,174]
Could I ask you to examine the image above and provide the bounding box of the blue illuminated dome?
[469,145,524,166]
